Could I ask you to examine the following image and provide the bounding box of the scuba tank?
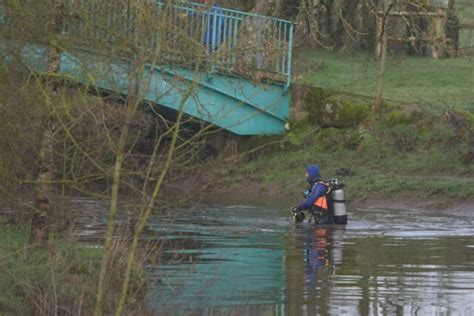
[330,179,348,225]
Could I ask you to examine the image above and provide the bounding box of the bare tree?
[374,1,394,111]
[1,0,281,313]
[1,0,66,244]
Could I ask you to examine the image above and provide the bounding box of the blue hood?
[306,165,321,183]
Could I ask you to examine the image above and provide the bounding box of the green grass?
[238,145,474,201]
[230,110,474,202]
[0,226,147,314]
[457,1,474,48]
[298,50,474,110]
[218,50,474,202]
[0,227,103,314]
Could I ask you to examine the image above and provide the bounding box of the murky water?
[68,199,474,315]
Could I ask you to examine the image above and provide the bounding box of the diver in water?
[291,165,333,225]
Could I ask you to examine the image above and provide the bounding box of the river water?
[68,199,474,315]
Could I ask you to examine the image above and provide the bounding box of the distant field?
[456,0,474,49]
[297,49,474,111]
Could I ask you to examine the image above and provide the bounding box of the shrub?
[466,111,474,129]
[0,228,147,315]
[384,124,420,152]
[357,134,392,159]
[314,127,363,151]
[423,122,458,147]
[384,105,424,127]
[306,93,370,128]
[285,122,316,148]
[302,87,333,118]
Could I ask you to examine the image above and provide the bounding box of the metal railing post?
[286,22,294,89]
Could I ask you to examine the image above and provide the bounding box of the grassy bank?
[297,50,474,110]
[0,226,147,314]
[213,89,474,207]
[235,135,474,201]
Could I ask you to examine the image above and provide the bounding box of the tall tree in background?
[374,1,393,111]
[2,0,67,245]
[28,1,64,244]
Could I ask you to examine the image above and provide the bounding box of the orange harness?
[313,182,330,210]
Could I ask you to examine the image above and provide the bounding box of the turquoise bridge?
[2,1,294,135]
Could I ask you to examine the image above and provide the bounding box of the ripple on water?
[62,199,474,314]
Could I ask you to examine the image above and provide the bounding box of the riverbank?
[205,85,474,213]
[0,226,148,314]
[203,50,474,212]
[205,178,474,214]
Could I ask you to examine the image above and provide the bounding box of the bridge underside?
[19,46,290,135]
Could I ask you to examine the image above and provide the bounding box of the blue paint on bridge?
[3,1,294,135]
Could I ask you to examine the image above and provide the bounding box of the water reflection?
[286,210,474,315]
[286,225,347,316]
[145,205,288,314]
[41,199,474,315]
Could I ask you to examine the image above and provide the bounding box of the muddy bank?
[203,180,474,215]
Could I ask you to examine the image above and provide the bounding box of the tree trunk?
[448,0,455,11]
[445,0,459,57]
[29,2,62,245]
[374,20,387,111]
[273,0,283,16]
[254,0,269,14]
[375,14,383,57]
[30,127,53,245]
[431,9,444,59]
[374,2,391,112]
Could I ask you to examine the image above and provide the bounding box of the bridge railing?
[61,0,293,88]
[163,1,294,87]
